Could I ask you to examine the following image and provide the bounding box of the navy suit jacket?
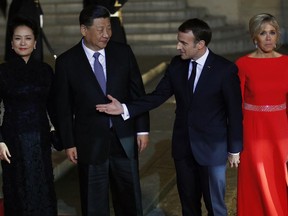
[127,50,243,166]
[54,40,149,164]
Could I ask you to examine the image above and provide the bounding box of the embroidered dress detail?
[244,102,286,112]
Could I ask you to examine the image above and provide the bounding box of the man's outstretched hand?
[96,95,124,115]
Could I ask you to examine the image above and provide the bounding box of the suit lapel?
[181,59,192,99]
[104,42,121,94]
[104,46,112,93]
[193,52,215,95]
[76,42,107,96]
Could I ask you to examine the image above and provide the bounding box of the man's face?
[176,31,200,60]
[81,17,112,51]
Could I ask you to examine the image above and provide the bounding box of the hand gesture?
[0,142,11,163]
[137,134,149,153]
[66,147,78,164]
[96,95,124,115]
[228,153,240,168]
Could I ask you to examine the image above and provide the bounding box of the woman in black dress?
[0,17,57,216]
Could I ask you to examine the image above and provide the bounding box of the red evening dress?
[236,55,288,216]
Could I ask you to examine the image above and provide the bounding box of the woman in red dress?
[236,13,288,216]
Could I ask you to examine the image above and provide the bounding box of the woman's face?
[254,23,278,54]
[11,25,36,62]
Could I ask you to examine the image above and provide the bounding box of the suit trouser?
[174,156,227,216]
[78,130,143,216]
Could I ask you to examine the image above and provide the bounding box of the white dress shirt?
[188,48,209,92]
[82,39,106,78]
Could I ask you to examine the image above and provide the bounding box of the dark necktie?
[93,52,112,127]
[188,61,197,93]
[93,52,106,94]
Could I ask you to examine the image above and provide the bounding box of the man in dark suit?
[96,18,243,215]
[54,5,149,216]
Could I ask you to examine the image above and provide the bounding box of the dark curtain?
[0,0,7,17]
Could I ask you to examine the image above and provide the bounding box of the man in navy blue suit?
[97,18,243,215]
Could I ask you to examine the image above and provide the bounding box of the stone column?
[280,0,288,43]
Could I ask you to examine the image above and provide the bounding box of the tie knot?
[93,52,100,59]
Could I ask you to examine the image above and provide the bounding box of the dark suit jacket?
[54,40,149,164]
[126,50,243,166]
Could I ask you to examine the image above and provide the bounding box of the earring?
[254,41,258,49]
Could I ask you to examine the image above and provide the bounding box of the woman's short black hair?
[8,16,39,41]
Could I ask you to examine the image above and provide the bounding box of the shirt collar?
[192,48,209,66]
[82,39,105,60]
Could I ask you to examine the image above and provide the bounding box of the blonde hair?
[249,13,281,47]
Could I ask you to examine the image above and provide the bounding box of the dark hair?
[8,16,39,41]
[178,18,212,46]
[79,5,110,27]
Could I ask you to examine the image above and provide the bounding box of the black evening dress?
[0,56,57,216]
